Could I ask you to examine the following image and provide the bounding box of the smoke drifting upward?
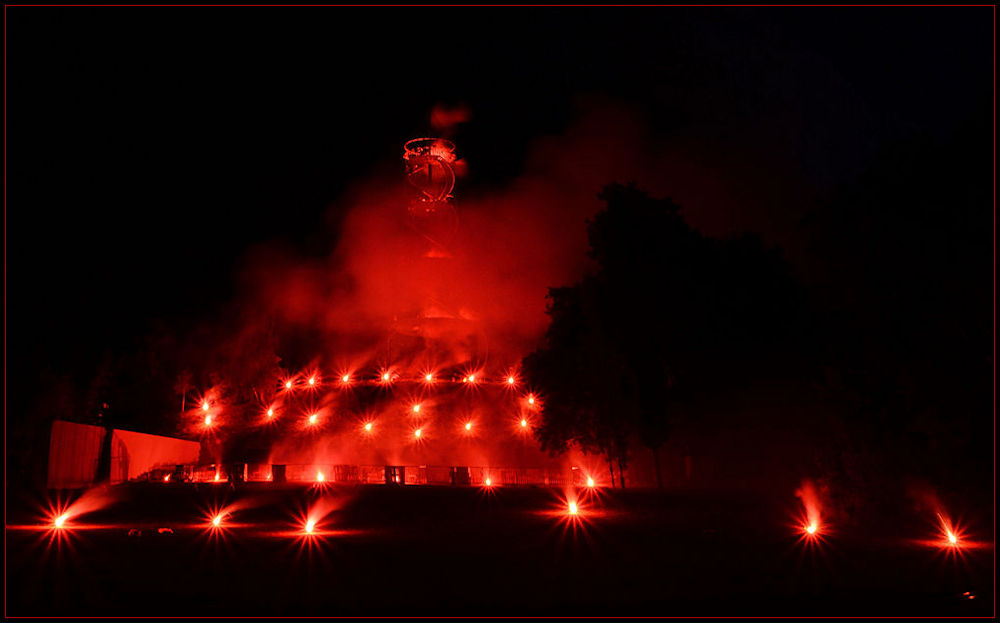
[795,479,824,532]
[238,102,659,371]
[206,98,789,471]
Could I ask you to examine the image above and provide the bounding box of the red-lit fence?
[181,463,575,487]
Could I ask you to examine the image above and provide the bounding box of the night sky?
[5,8,992,483]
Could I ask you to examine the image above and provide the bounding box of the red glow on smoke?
[932,512,972,551]
[793,479,827,546]
[191,116,658,474]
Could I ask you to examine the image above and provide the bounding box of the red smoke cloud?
[206,97,810,472]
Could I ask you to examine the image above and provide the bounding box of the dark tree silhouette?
[524,183,803,488]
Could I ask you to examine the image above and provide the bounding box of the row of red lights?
[201,405,537,432]
[273,370,524,390]
[45,487,974,554]
[49,478,601,532]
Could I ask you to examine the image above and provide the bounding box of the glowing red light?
[568,502,578,515]
[308,413,318,425]
[507,376,516,385]
[465,421,472,431]
[285,380,293,389]
[308,376,316,386]
[316,471,325,482]
[935,512,965,549]
[520,418,528,428]
[484,477,492,486]
[53,513,68,529]
[414,428,422,439]
[266,408,274,418]
[214,473,221,482]
[467,374,476,383]
[425,373,434,383]
[305,519,316,534]
[341,374,351,384]
[527,395,536,405]
[202,401,210,412]
[806,523,817,535]
[164,474,171,483]
[364,422,373,432]
[586,476,595,487]
[412,404,421,414]
[204,415,213,427]
[212,514,223,527]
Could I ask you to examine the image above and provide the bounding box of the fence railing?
[175,463,578,487]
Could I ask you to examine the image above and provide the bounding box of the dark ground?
[5,483,993,616]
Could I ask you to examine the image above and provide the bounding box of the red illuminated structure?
[164,135,570,487]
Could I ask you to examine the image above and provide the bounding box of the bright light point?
[468,374,476,383]
[364,422,373,432]
[806,523,817,535]
[948,531,958,545]
[285,381,293,389]
[414,428,422,438]
[485,478,492,486]
[164,474,171,482]
[465,422,472,431]
[308,413,318,425]
[586,476,595,487]
[412,404,421,414]
[316,472,324,482]
[204,415,213,426]
[267,408,274,418]
[214,473,220,482]
[202,401,210,411]
[382,372,391,382]
[342,374,350,383]
[212,514,222,527]
[53,514,67,528]
[305,519,316,534]
[527,395,535,405]
[507,376,516,385]
[520,419,528,428]
[425,373,433,382]
[568,502,578,515]
[308,376,316,386]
